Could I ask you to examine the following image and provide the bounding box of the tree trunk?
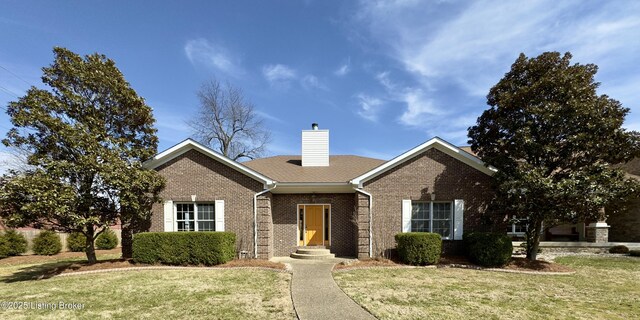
[121,224,133,259]
[85,226,97,264]
[526,219,543,261]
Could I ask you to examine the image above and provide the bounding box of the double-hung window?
[411,201,453,239]
[176,203,215,231]
[507,215,527,236]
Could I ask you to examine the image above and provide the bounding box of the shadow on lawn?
[2,261,76,282]
[1,259,130,283]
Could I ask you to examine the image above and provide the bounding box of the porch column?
[586,207,609,243]
[355,193,371,259]
[256,194,273,259]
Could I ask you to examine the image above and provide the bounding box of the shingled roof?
[243,155,385,183]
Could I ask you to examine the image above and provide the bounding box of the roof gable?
[350,137,496,186]
[143,139,274,185]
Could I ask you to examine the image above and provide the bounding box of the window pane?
[433,203,451,220]
[197,204,215,221]
[198,221,214,231]
[176,204,194,222]
[177,221,194,231]
[412,202,429,220]
[411,220,428,233]
[433,220,451,238]
[299,208,304,241]
[324,208,329,241]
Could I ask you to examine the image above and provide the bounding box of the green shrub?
[0,235,9,259]
[463,232,513,267]
[395,232,442,265]
[609,245,629,254]
[32,230,62,255]
[629,250,640,257]
[133,232,236,266]
[67,232,87,252]
[3,229,28,256]
[95,229,118,250]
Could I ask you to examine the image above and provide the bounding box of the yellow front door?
[305,205,324,246]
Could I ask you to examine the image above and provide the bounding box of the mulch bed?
[334,255,574,273]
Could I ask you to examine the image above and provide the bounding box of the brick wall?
[150,149,264,255]
[271,193,356,257]
[362,147,495,257]
[608,198,640,242]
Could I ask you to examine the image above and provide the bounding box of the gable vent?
[302,123,329,167]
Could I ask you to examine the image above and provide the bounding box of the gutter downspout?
[254,184,276,258]
[354,188,373,258]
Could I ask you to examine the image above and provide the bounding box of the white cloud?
[397,89,438,126]
[255,110,284,123]
[375,71,396,91]
[334,58,351,76]
[354,0,640,142]
[355,93,384,122]
[262,64,297,85]
[301,75,328,90]
[184,38,244,76]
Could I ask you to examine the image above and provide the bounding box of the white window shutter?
[454,199,464,240]
[401,199,412,233]
[215,200,225,231]
[163,200,174,232]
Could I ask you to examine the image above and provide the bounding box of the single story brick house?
[144,124,497,259]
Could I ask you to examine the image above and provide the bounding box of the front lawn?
[334,256,639,319]
[0,252,295,319]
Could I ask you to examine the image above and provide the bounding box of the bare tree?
[188,79,270,160]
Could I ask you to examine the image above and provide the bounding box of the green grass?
[334,256,640,320]
[0,253,295,319]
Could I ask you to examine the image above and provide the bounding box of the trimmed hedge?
[395,232,442,265]
[0,235,9,259]
[133,232,236,266]
[630,250,640,257]
[609,245,629,254]
[67,232,87,252]
[463,232,513,267]
[32,230,62,255]
[96,229,118,250]
[3,229,28,256]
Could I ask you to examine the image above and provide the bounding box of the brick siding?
[608,198,640,242]
[150,149,264,255]
[362,147,495,257]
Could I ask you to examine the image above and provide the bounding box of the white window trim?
[411,201,454,240]
[174,202,216,232]
[507,215,528,236]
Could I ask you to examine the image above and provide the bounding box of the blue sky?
[1,1,639,164]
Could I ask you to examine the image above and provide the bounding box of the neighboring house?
[144,124,497,259]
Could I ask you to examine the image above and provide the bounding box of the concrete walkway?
[273,257,377,320]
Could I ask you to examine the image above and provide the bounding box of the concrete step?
[296,248,331,255]
[290,252,336,260]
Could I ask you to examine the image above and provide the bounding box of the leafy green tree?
[469,52,640,261]
[0,47,165,263]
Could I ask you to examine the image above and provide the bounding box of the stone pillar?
[586,222,609,243]
[256,194,273,259]
[355,193,371,259]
